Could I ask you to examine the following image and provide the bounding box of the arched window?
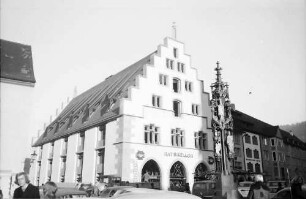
[246,148,252,158]
[170,161,186,191]
[254,149,259,159]
[245,134,251,144]
[252,136,258,145]
[247,162,253,172]
[255,163,261,173]
[194,163,208,181]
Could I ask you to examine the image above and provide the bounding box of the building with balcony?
[32,37,214,190]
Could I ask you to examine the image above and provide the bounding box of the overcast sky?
[1,0,305,139]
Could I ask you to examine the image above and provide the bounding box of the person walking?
[291,168,304,199]
[13,172,40,199]
[42,181,58,199]
[247,174,270,199]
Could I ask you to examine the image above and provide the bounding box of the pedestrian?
[42,181,58,199]
[13,172,40,199]
[247,174,270,199]
[143,171,150,183]
[291,168,304,199]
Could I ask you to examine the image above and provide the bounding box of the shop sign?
[164,152,193,158]
[136,151,145,160]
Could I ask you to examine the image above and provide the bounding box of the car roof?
[102,186,133,190]
[55,188,87,196]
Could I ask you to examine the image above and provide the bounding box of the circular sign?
[208,156,215,165]
[136,151,145,160]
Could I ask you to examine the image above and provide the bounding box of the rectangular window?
[234,147,241,156]
[152,95,161,108]
[271,138,275,146]
[272,151,277,161]
[264,150,269,160]
[144,124,159,144]
[192,104,199,115]
[166,58,174,69]
[173,48,178,58]
[173,78,180,93]
[185,81,192,92]
[173,101,181,117]
[177,62,185,73]
[264,138,268,145]
[97,125,106,147]
[159,74,168,86]
[194,131,207,150]
[171,128,184,147]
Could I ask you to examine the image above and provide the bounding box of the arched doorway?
[141,160,160,184]
[169,161,186,191]
[194,163,209,181]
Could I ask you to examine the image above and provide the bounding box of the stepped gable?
[33,52,155,147]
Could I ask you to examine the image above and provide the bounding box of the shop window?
[152,95,161,108]
[254,149,259,159]
[159,74,168,86]
[171,128,185,147]
[192,104,199,115]
[166,58,174,69]
[246,148,252,158]
[173,78,181,93]
[144,124,159,144]
[194,131,207,150]
[252,136,258,145]
[173,100,181,117]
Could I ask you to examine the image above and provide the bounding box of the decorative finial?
[215,61,222,83]
[172,22,177,39]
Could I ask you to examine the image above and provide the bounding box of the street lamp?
[30,151,37,163]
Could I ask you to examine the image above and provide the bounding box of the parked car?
[192,180,217,198]
[267,181,287,197]
[114,190,201,199]
[237,181,253,198]
[272,185,306,199]
[55,187,88,198]
[99,186,159,198]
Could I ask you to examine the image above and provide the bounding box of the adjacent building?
[232,110,306,181]
[32,37,215,190]
[0,39,36,198]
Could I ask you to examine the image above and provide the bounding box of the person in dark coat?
[291,168,304,199]
[13,172,40,199]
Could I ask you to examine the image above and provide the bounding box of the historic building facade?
[232,110,306,181]
[32,37,215,190]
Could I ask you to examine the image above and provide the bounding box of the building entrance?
[141,160,160,183]
[169,161,186,191]
[194,163,209,181]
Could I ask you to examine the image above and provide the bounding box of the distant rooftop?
[1,39,36,85]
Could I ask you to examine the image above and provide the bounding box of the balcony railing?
[96,163,103,174]
[96,140,105,149]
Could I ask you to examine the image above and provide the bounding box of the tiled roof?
[233,110,306,149]
[0,39,36,84]
[33,52,154,147]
